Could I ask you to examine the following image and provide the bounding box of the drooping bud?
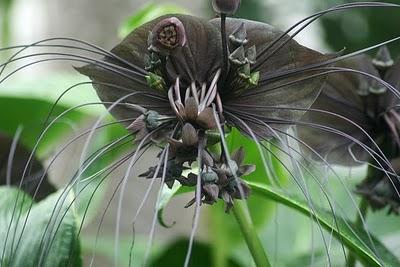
[246,45,257,65]
[229,22,248,46]
[182,123,198,147]
[148,17,187,56]
[229,46,247,65]
[356,79,370,97]
[372,46,394,72]
[369,85,387,95]
[212,0,241,15]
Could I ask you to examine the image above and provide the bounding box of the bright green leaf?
[119,2,188,38]
[249,182,400,267]
[0,186,81,267]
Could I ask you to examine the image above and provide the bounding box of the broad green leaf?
[119,2,188,38]
[0,186,81,266]
[249,182,400,267]
[0,97,86,157]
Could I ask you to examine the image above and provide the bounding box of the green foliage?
[314,1,400,56]
[119,2,188,38]
[250,182,400,267]
[0,187,81,267]
[0,97,85,157]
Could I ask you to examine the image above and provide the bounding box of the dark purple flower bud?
[212,0,241,15]
[182,123,198,147]
[148,17,187,56]
[229,46,247,65]
[246,45,257,65]
[229,22,248,46]
[372,46,394,71]
[201,170,218,183]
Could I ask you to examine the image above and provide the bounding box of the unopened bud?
[372,46,393,71]
[148,17,187,56]
[229,46,247,65]
[212,0,241,15]
[229,22,248,46]
[246,45,257,65]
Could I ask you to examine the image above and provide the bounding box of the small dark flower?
[298,47,400,212]
[191,146,254,212]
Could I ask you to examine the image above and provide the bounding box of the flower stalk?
[232,200,272,267]
[347,198,369,267]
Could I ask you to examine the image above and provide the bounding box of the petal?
[184,97,199,121]
[165,15,223,86]
[211,18,332,138]
[127,114,146,132]
[203,183,219,201]
[238,164,256,176]
[231,146,245,165]
[182,123,198,146]
[76,16,175,126]
[298,56,377,166]
[196,108,218,129]
[201,150,214,166]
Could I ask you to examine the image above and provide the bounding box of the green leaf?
[249,182,400,267]
[0,186,82,267]
[119,2,188,38]
[0,97,86,157]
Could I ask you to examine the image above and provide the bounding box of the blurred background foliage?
[1,0,400,267]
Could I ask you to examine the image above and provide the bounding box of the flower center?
[157,24,180,49]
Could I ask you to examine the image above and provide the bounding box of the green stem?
[347,199,369,267]
[232,201,272,267]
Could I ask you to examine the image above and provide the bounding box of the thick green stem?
[232,201,272,267]
[347,199,369,267]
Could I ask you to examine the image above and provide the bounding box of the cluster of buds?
[227,23,260,95]
[140,126,254,211]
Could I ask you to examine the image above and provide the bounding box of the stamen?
[174,77,182,105]
[185,87,191,101]
[168,86,182,120]
[200,83,207,102]
[199,70,221,111]
[191,82,200,105]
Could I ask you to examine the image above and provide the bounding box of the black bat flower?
[298,47,400,213]
[76,10,330,209]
